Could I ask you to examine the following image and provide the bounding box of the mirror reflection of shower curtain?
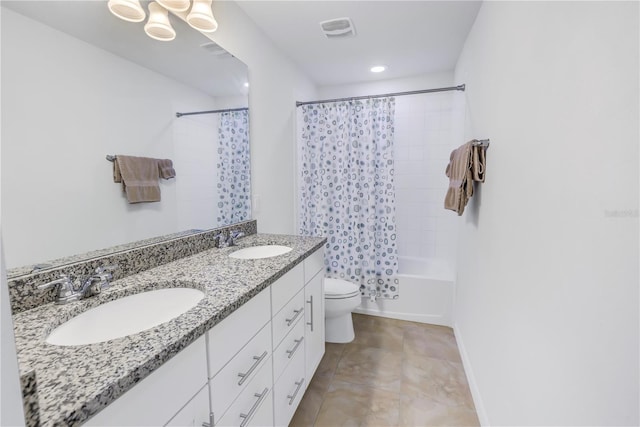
[216,110,251,225]
[298,97,399,299]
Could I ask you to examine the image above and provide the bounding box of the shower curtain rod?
[175,106,248,118]
[295,84,465,107]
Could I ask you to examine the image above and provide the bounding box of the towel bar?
[472,139,490,148]
[106,155,116,162]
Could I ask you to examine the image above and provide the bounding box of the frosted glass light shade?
[187,0,218,32]
[144,2,176,41]
[108,0,146,23]
[156,0,191,12]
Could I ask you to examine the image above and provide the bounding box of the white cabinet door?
[304,271,325,379]
[85,336,208,427]
[303,249,324,284]
[165,385,211,427]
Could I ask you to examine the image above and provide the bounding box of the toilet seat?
[324,278,361,299]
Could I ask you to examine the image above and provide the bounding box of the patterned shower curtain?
[298,98,399,299]
[216,110,251,225]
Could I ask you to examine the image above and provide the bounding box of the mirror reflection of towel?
[113,155,161,203]
[158,159,176,179]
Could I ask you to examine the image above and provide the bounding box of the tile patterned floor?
[290,314,480,427]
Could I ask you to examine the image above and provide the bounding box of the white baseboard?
[353,307,451,327]
[453,322,489,426]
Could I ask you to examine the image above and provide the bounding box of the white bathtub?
[353,257,455,326]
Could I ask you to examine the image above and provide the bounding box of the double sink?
[46,245,293,346]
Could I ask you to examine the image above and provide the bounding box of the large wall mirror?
[1,1,250,274]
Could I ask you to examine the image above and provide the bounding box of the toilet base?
[325,313,355,343]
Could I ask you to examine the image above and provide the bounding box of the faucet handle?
[231,230,245,239]
[94,265,117,278]
[227,229,245,246]
[37,274,79,304]
[92,265,117,288]
[37,274,72,290]
[214,231,228,248]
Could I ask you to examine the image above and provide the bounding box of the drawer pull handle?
[306,295,314,332]
[286,336,304,359]
[286,307,304,326]
[239,387,269,427]
[287,378,305,405]
[237,351,268,386]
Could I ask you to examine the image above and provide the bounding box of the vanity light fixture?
[156,0,191,12]
[108,0,218,42]
[107,0,146,23]
[370,65,387,73]
[144,2,176,41]
[187,0,218,32]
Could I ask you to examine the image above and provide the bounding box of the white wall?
[0,7,27,424]
[453,2,639,425]
[1,8,220,268]
[200,1,318,235]
[0,239,25,426]
[173,111,219,232]
[318,73,462,265]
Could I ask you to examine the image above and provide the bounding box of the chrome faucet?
[38,265,118,304]
[214,229,246,248]
[228,230,245,246]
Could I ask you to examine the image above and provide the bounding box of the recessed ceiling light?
[370,65,386,73]
[244,82,250,88]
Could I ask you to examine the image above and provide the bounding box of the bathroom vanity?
[9,226,326,426]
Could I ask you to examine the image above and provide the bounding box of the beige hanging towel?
[444,140,487,215]
[113,155,162,203]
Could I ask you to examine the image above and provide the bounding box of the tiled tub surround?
[8,220,258,313]
[12,232,325,426]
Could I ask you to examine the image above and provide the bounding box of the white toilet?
[324,278,361,343]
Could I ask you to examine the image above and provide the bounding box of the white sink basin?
[229,245,293,260]
[46,288,204,346]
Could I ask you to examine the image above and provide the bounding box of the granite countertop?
[12,233,326,426]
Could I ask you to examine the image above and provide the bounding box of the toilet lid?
[324,278,361,298]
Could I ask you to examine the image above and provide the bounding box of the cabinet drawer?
[272,289,305,348]
[216,356,273,427]
[273,346,306,427]
[210,322,271,420]
[303,248,324,283]
[207,288,270,378]
[271,263,304,314]
[273,317,305,383]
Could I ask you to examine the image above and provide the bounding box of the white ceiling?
[237,0,482,87]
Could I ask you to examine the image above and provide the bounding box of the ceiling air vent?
[319,17,356,38]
